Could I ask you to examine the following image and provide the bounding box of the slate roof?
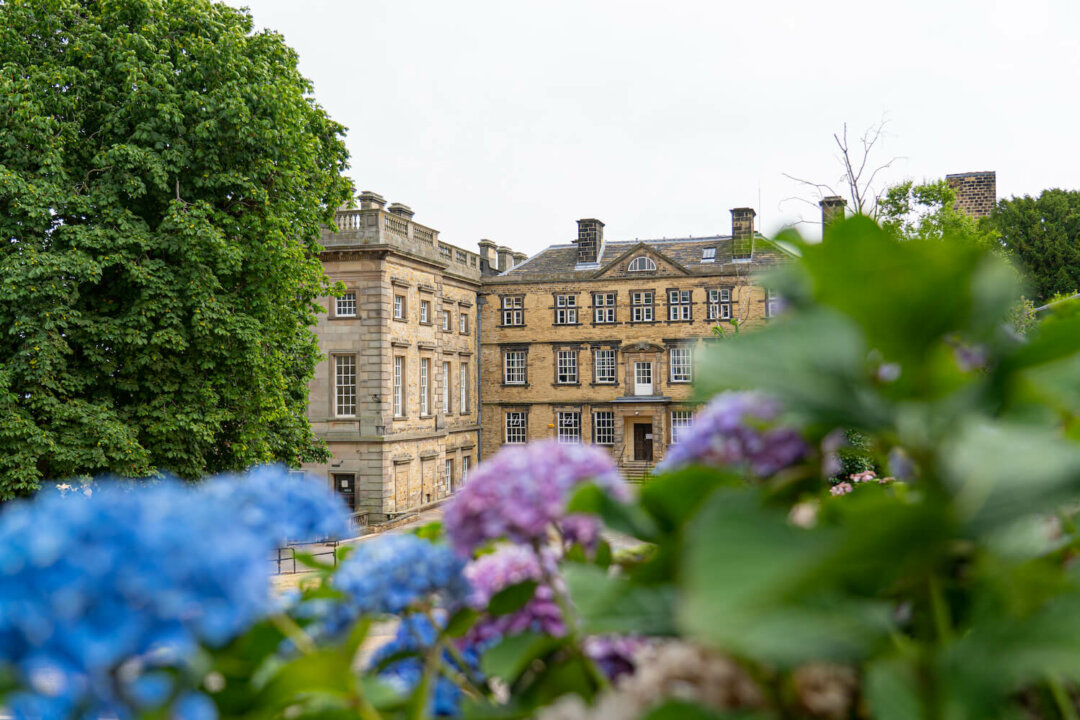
[496,234,791,281]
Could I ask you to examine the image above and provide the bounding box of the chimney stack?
[946,171,996,219]
[496,245,514,272]
[478,239,496,272]
[819,196,847,233]
[386,202,415,220]
[358,191,386,211]
[512,251,528,267]
[730,208,755,260]
[575,218,605,264]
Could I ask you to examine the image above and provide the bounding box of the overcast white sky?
[236,0,1079,256]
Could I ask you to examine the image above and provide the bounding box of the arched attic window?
[627,256,656,272]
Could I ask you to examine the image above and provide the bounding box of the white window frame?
[555,295,578,325]
[336,292,357,318]
[445,458,453,487]
[462,456,470,482]
[702,247,716,263]
[393,295,404,320]
[708,288,732,320]
[442,361,451,413]
[667,289,692,321]
[460,312,469,334]
[766,288,781,318]
[634,361,653,396]
[460,363,468,411]
[420,358,430,415]
[505,411,527,444]
[334,355,356,417]
[594,348,616,384]
[593,410,615,445]
[557,349,578,384]
[628,256,657,272]
[420,300,430,324]
[501,296,524,326]
[393,356,404,417]
[672,410,694,444]
[593,292,616,323]
[557,411,582,444]
[631,291,654,322]
[442,310,451,331]
[504,350,526,385]
[669,346,692,383]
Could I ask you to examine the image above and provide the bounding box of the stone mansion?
[301,192,793,518]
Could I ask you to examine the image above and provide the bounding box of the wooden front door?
[633,423,653,461]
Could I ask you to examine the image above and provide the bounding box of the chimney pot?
[478,239,497,272]
[496,245,514,272]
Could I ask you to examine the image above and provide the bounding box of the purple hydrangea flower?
[584,635,646,681]
[463,545,565,646]
[444,440,629,556]
[656,392,807,477]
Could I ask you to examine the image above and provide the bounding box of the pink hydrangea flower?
[830,482,853,496]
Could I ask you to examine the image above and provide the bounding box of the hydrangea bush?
[9,216,1080,718]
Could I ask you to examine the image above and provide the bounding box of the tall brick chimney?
[358,191,386,211]
[575,219,605,264]
[819,196,847,232]
[730,208,755,260]
[946,171,996,219]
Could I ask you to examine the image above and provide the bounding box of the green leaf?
[488,580,539,617]
[480,632,567,684]
[567,482,659,541]
[443,607,479,638]
[864,655,923,720]
[415,521,444,541]
[564,564,677,635]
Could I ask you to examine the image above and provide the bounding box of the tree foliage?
[878,178,999,249]
[989,189,1080,301]
[0,0,352,496]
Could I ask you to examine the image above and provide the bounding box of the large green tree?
[878,178,999,249]
[0,0,352,496]
[988,189,1080,301]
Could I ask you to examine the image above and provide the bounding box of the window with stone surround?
[667,289,692,321]
[460,312,469,334]
[631,291,654,322]
[501,296,524,326]
[557,349,578,384]
[594,348,616,384]
[393,295,405,320]
[701,247,717,263]
[420,358,430,415]
[445,458,454,488]
[557,411,581,443]
[442,310,451,331]
[505,411,527,444]
[420,300,430,324]
[504,350,526,385]
[442,361,452,413]
[335,292,356,318]
[669,346,692,383]
[334,355,356,417]
[555,294,578,325]
[708,288,732,320]
[462,456,471,482]
[460,363,469,411]
[593,411,614,445]
[672,410,694,444]
[593,292,616,323]
[393,356,404,417]
[766,288,782,318]
[628,256,656,272]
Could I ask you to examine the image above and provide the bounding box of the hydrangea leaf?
[480,632,567,685]
[488,581,539,617]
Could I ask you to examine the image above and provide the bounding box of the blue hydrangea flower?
[368,615,478,718]
[0,467,349,720]
[656,392,808,477]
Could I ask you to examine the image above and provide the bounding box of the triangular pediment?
[592,242,692,279]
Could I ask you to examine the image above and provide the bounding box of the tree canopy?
[878,178,999,248]
[0,0,353,496]
[989,189,1080,302]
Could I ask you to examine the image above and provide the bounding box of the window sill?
[392,317,407,323]
[496,324,526,329]
[554,382,582,387]
[330,315,357,321]
[502,382,530,388]
[590,382,618,387]
[419,321,433,326]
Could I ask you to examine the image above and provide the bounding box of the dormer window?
[701,247,716,263]
[627,256,656,272]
